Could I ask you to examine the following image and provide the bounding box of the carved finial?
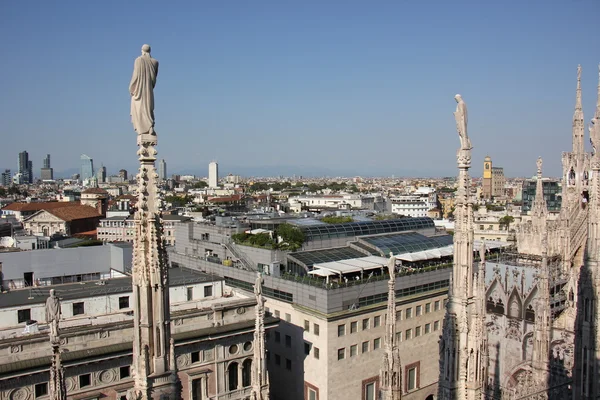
[576,65,583,111]
[536,157,543,177]
[596,63,600,120]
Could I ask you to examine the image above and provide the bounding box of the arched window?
[242,359,252,387]
[227,362,238,391]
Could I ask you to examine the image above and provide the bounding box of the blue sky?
[1,0,599,178]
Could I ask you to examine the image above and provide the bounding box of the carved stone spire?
[47,291,66,400]
[128,45,178,400]
[573,65,585,155]
[532,236,551,387]
[250,273,269,400]
[439,95,487,400]
[380,253,402,400]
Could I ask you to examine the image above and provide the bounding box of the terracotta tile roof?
[2,201,81,212]
[82,188,108,195]
[45,205,102,222]
[207,194,243,203]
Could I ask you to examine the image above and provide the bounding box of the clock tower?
[482,156,492,199]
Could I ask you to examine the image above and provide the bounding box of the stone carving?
[45,289,61,342]
[99,369,116,384]
[176,354,190,369]
[454,94,472,150]
[65,377,77,392]
[129,44,159,137]
[10,345,21,353]
[9,387,30,400]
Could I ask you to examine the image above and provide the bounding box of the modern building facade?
[41,155,53,181]
[209,161,219,188]
[1,169,11,187]
[97,165,107,183]
[80,154,94,181]
[18,151,32,184]
[159,159,167,181]
[521,178,562,213]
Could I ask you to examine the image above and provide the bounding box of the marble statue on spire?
[454,94,472,150]
[250,272,269,400]
[129,44,159,137]
[45,289,61,342]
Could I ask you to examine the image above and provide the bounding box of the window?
[434,320,440,331]
[350,321,358,333]
[73,302,85,316]
[362,341,369,353]
[415,326,421,337]
[191,351,200,363]
[314,347,320,359]
[362,318,370,330]
[396,310,402,320]
[406,364,419,391]
[363,379,377,400]
[35,382,48,397]
[286,358,292,370]
[79,374,91,388]
[425,323,431,334]
[405,329,412,340]
[304,342,310,355]
[337,348,345,360]
[187,287,193,301]
[425,303,431,313]
[479,225,484,230]
[120,366,130,379]
[373,338,381,349]
[119,296,129,309]
[338,324,346,337]
[416,305,422,316]
[285,313,291,322]
[350,344,358,357]
[304,320,310,332]
[274,331,281,343]
[274,310,280,318]
[373,316,381,327]
[405,308,412,319]
[308,387,317,400]
[204,285,213,297]
[285,335,292,348]
[275,354,281,365]
[396,332,402,342]
[18,309,31,323]
[314,323,320,336]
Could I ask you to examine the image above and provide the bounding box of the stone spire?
[128,45,178,400]
[380,253,402,400]
[531,236,551,387]
[573,65,585,155]
[250,273,269,400]
[532,157,548,219]
[46,291,66,400]
[439,95,487,400]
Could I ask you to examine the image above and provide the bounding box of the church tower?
[482,156,492,200]
[438,95,488,400]
[573,64,600,400]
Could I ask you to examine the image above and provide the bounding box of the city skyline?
[1,1,599,178]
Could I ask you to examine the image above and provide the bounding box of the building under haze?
[80,154,94,181]
[209,161,219,188]
[159,158,167,181]
[17,151,32,184]
[482,156,505,199]
[97,164,106,183]
[40,154,53,181]
[1,170,11,187]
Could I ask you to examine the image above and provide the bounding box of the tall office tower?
[208,161,218,188]
[119,169,128,181]
[97,165,107,183]
[158,159,167,181]
[27,161,33,183]
[1,170,11,187]
[80,154,94,181]
[43,154,51,169]
[17,151,32,184]
[41,154,53,181]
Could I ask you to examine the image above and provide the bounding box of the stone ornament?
[129,44,159,137]
[454,94,471,151]
[45,289,61,342]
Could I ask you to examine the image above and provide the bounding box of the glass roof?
[288,247,366,269]
[299,217,435,241]
[358,232,454,256]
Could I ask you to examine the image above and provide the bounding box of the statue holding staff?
[129,44,159,137]
[45,289,61,341]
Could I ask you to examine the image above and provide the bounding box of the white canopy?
[309,256,389,277]
[395,241,511,262]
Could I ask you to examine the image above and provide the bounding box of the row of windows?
[34,367,132,397]
[268,352,293,371]
[358,279,449,308]
[224,276,293,303]
[17,297,131,323]
[186,285,213,301]
[337,337,382,360]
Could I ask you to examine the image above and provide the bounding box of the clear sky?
[1,0,599,178]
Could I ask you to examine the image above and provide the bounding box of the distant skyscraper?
[97,165,107,183]
[1,170,11,187]
[17,151,32,184]
[80,154,94,181]
[119,169,128,181]
[158,159,167,181]
[41,154,53,181]
[209,161,219,188]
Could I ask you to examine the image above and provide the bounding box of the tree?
[193,181,208,189]
[321,216,353,224]
[0,187,6,197]
[276,223,305,251]
[499,215,515,230]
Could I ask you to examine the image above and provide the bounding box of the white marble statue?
[129,44,159,136]
[45,289,61,341]
[454,94,472,150]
